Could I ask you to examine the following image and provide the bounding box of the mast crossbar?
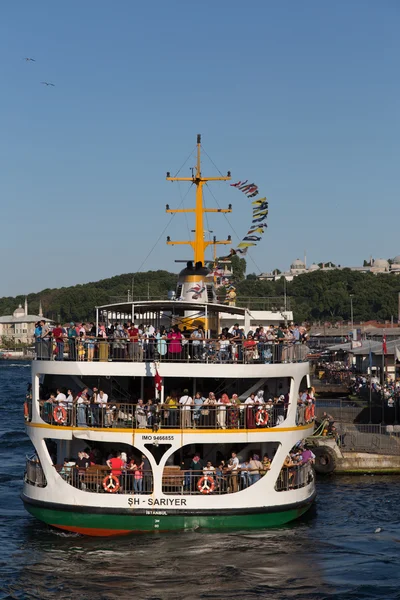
[166,134,231,264]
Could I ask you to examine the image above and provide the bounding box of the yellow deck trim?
[27,422,313,434]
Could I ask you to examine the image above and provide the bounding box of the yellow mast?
[166,134,232,265]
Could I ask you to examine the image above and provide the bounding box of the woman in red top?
[243,333,257,363]
[167,326,183,358]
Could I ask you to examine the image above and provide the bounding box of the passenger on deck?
[217,393,230,429]
[55,388,67,406]
[256,390,265,404]
[97,389,109,426]
[227,451,239,493]
[67,323,78,361]
[179,389,193,428]
[145,399,157,430]
[164,391,178,427]
[248,453,263,484]
[128,456,144,493]
[89,387,99,426]
[60,457,76,481]
[168,326,183,360]
[76,388,89,427]
[128,323,142,362]
[201,392,216,428]
[106,451,125,482]
[260,454,271,475]
[239,459,250,488]
[193,391,205,426]
[227,394,240,428]
[217,334,230,363]
[245,393,256,428]
[243,333,257,363]
[76,449,90,487]
[52,323,65,361]
[203,461,216,479]
[135,399,147,429]
[191,326,204,361]
[66,389,74,423]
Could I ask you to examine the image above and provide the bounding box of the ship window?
[163,442,280,495]
[45,439,155,495]
[275,442,314,492]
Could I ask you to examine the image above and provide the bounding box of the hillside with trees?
[1,265,399,324]
[235,269,400,323]
[0,271,178,323]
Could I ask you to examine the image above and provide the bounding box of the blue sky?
[0,1,399,296]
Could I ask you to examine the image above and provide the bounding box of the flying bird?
[41,81,55,87]
[24,57,36,62]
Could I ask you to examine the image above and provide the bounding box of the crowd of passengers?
[34,320,309,364]
[56,443,314,494]
[40,386,316,429]
[40,385,316,428]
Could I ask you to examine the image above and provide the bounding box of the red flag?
[383,334,387,355]
[154,367,162,392]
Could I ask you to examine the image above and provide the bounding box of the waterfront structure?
[327,338,400,379]
[22,136,315,536]
[260,256,400,282]
[0,299,49,344]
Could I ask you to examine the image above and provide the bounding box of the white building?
[259,255,400,282]
[219,309,293,331]
[0,299,51,345]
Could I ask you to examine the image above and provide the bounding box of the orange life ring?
[53,406,67,424]
[255,408,269,427]
[103,473,120,493]
[24,402,29,418]
[197,475,215,494]
[305,406,312,422]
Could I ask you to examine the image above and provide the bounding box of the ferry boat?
[22,136,316,536]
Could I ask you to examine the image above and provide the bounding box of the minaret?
[38,299,43,318]
[24,296,28,316]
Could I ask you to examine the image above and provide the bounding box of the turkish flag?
[383,334,387,355]
[154,368,162,392]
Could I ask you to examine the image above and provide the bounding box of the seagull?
[41,81,55,87]
[24,57,36,62]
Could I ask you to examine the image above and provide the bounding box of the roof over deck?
[96,299,251,317]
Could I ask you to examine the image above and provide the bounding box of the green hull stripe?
[25,503,312,533]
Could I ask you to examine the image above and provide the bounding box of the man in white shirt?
[97,389,109,426]
[179,389,193,428]
[245,393,255,405]
[55,388,67,407]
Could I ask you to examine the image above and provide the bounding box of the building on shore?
[0,299,52,344]
[260,255,400,282]
[327,337,400,380]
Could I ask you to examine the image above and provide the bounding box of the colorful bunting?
[229,179,268,254]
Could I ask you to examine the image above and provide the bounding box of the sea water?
[1,362,399,600]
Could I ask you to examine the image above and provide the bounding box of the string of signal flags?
[224,179,268,257]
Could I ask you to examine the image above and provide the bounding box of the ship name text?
[128,497,187,507]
